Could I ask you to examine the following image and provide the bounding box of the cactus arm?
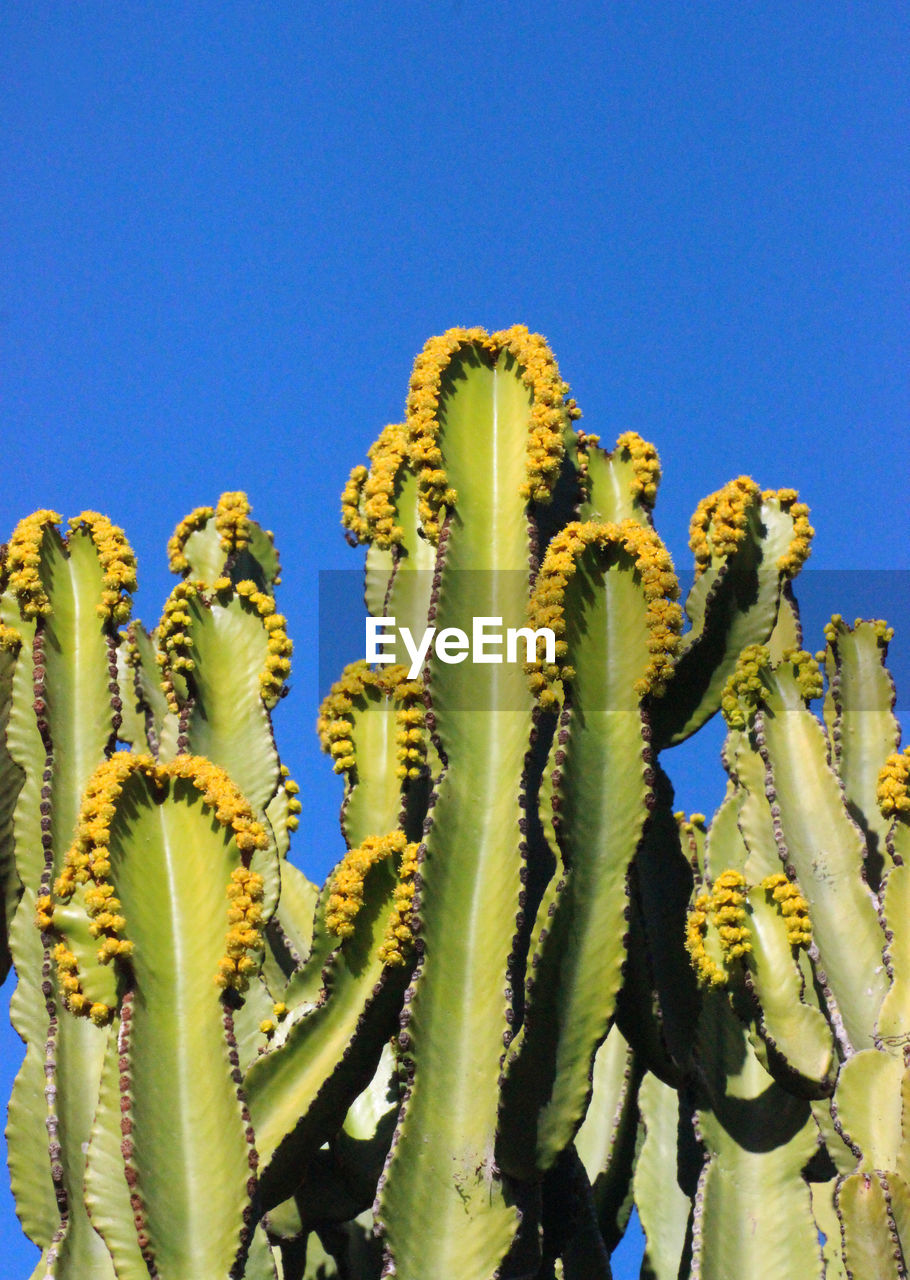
[165,582,286,814]
[822,617,900,888]
[0,632,24,982]
[247,666,419,1210]
[120,620,178,761]
[573,1024,642,1253]
[620,779,700,1083]
[693,992,824,1280]
[377,329,570,1278]
[633,1071,699,1280]
[5,891,60,1250]
[651,486,812,748]
[576,431,660,526]
[82,1023,148,1279]
[878,864,910,1051]
[835,1172,907,1280]
[500,521,681,1177]
[811,1179,850,1280]
[752,654,889,1050]
[5,515,134,1276]
[168,492,280,591]
[63,762,267,1278]
[246,852,409,1212]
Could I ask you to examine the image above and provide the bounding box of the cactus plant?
[0,326,905,1279]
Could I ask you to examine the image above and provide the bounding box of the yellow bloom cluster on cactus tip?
[823,613,845,648]
[378,839,420,967]
[711,869,751,961]
[5,510,62,618]
[487,325,571,504]
[340,465,370,544]
[0,623,22,654]
[720,644,772,730]
[155,581,199,712]
[761,873,812,948]
[167,506,214,574]
[231,579,293,706]
[781,647,824,702]
[51,941,114,1025]
[762,488,814,579]
[259,1019,276,1037]
[327,831,408,939]
[165,755,269,854]
[68,512,138,625]
[685,894,728,987]
[407,326,486,540]
[316,661,423,777]
[689,477,761,579]
[614,432,661,507]
[526,518,682,709]
[56,752,149,902]
[279,767,302,832]
[358,423,409,549]
[878,748,910,821]
[216,865,266,992]
[273,1001,288,1020]
[215,491,252,555]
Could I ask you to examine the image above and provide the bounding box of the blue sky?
[0,4,907,1275]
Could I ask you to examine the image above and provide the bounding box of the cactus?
[1,326,906,1280]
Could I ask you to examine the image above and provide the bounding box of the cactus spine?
[0,327,906,1279]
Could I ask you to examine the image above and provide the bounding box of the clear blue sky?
[1,4,907,1275]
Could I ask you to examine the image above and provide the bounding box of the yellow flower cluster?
[782,647,823,702]
[0,623,21,653]
[214,491,252,555]
[5,510,62,618]
[316,661,426,778]
[68,512,138,624]
[233,579,293,706]
[167,506,214,573]
[685,894,727,987]
[378,838,419,967]
[822,614,893,651]
[326,831,407,937]
[878,748,910,820]
[156,581,199,712]
[527,518,682,709]
[721,644,772,729]
[167,754,269,853]
[340,465,369,544]
[359,424,409,549]
[35,894,54,931]
[711,870,751,960]
[490,324,573,503]
[408,327,485,539]
[689,477,760,578]
[406,326,575,540]
[56,751,150,901]
[760,873,812,948]
[279,765,302,833]
[763,489,814,579]
[326,829,418,966]
[393,678,427,780]
[52,751,147,1024]
[614,432,661,507]
[216,866,266,992]
[722,646,822,729]
[685,869,752,988]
